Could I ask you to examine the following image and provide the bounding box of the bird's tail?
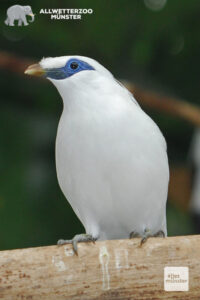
[4,18,8,25]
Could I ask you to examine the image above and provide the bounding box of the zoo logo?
[5,5,35,26]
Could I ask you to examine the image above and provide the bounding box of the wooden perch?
[0,235,200,299]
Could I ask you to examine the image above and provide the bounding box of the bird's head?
[25,56,113,90]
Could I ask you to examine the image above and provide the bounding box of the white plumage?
[27,55,169,242]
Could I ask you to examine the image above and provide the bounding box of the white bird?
[189,129,200,223]
[25,56,169,253]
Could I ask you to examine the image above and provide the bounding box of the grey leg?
[57,234,97,255]
[9,17,14,26]
[18,19,22,26]
[21,15,28,26]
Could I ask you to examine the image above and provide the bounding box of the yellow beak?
[24,64,45,76]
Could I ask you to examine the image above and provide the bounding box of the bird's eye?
[70,62,78,70]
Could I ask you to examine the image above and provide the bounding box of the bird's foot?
[130,229,165,246]
[57,234,97,255]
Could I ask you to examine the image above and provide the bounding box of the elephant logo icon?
[5,5,35,26]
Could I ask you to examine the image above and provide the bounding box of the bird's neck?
[57,74,117,113]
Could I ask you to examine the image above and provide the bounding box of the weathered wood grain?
[0,235,200,299]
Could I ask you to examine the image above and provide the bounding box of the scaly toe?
[153,230,165,237]
[57,239,72,245]
[57,234,97,255]
[129,231,141,239]
[140,229,165,246]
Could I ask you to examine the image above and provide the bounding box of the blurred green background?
[0,0,199,250]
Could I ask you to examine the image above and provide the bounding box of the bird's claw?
[130,229,165,246]
[57,234,97,255]
[129,231,140,238]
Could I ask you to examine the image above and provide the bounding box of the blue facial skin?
[45,58,95,80]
